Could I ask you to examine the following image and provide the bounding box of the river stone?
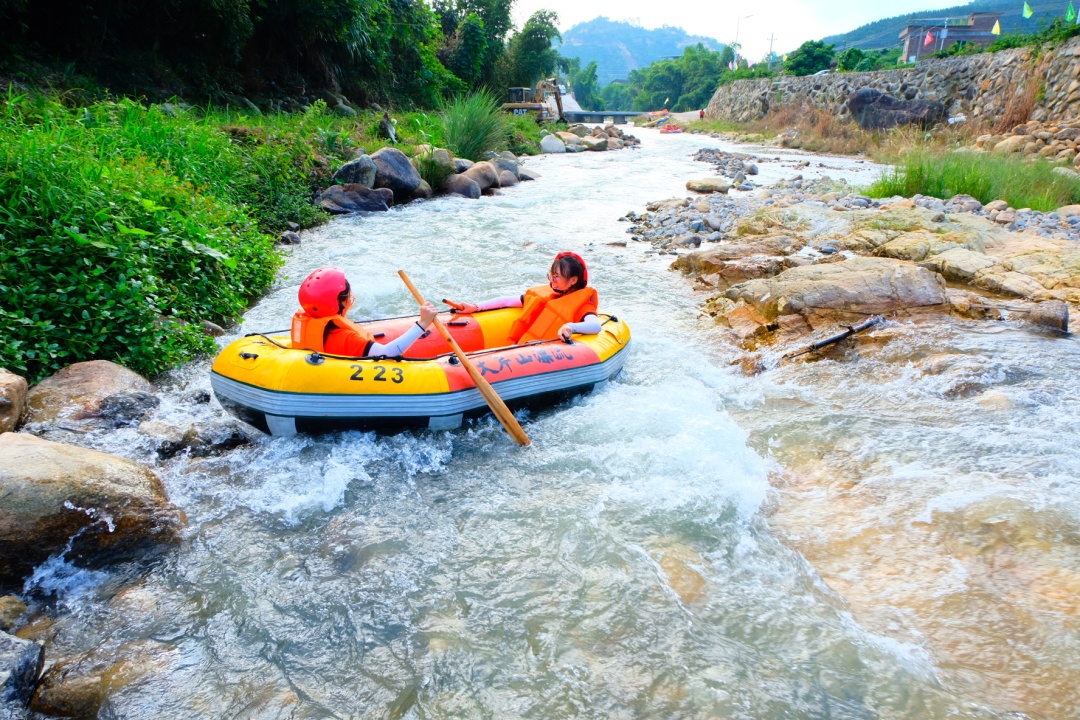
[540,134,566,153]
[582,136,608,151]
[1027,300,1070,332]
[371,147,421,200]
[489,156,519,179]
[0,597,26,632]
[725,256,949,321]
[411,147,455,186]
[846,88,947,131]
[453,158,474,173]
[0,433,183,586]
[556,131,581,145]
[412,179,433,200]
[498,170,518,187]
[686,178,730,194]
[330,155,376,188]
[930,247,999,282]
[518,167,540,181]
[314,184,389,214]
[568,124,590,137]
[0,370,27,433]
[462,162,499,190]
[992,135,1028,155]
[1,630,43,709]
[440,174,481,199]
[24,361,153,427]
[136,420,251,460]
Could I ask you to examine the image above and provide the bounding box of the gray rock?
[1,631,43,711]
[518,168,540,181]
[847,87,947,131]
[489,157,519,179]
[277,231,301,246]
[315,184,390,214]
[378,112,397,143]
[331,155,377,188]
[371,147,421,200]
[440,174,481,199]
[540,135,566,153]
[453,158,474,173]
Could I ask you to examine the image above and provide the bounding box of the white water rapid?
[25,130,1080,719]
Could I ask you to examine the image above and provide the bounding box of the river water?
[28,131,1080,719]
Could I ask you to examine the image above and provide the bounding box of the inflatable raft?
[210,308,631,436]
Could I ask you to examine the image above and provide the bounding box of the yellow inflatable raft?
[211,308,631,436]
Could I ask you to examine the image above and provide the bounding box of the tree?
[836,47,865,72]
[571,60,603,110]
[445,12,488,86]
[783,40,835,76]
[505,10,562,87]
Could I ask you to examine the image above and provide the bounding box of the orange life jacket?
[508,285,599,344]
[291,311,374,354]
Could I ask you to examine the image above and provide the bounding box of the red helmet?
[298,267,349,318]
[554,251,588,285]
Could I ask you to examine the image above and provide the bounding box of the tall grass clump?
[867,150,1080,211]
[0,95,286,382]
[439,90,507,161]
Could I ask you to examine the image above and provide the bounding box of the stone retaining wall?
[706,36,1080,124]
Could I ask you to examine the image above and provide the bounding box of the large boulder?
[330,154,376,188]
[489,156,520,179]
[0,370,27,433]
[462,161,499,190]
[846,88,947,131]
[24,361,155,428]
[556,131,582,146]
[539,135,566,154]
[440,174,481,199]
[0,433,183,586]
[498,170,518,187]
[370,147,421,200]
[1,630,43,714]
[582,136,608,151]
[453,158,474,173]
[686,178,730,194]
[725,256,949,322]
[314,184,390,214]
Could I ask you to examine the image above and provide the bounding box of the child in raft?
[291,266,437,357]
[451,252,602,343]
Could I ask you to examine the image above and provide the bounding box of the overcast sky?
[512,0,950,60]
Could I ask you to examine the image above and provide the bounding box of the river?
[27,130,1080,719]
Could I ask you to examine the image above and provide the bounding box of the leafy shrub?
[439,90,507,161]
[0,97,282,382]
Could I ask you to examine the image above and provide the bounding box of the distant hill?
[823,0,1074,50]
[559,17,726,86]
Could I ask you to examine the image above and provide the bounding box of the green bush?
[866,150,1080,211]
[0,96,285,382]
[438,90,507,161]
[505,114,544,155]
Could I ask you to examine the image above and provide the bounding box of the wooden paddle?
[398,270,531,446]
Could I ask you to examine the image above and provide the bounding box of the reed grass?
[866,150,1080,211]
[438,90,507,161]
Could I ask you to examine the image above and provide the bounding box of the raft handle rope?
[245,313,623,363]
[239,352,259,360]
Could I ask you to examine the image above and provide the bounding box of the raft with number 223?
[210,307,631,436]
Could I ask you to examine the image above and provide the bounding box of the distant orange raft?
[659,124,682,134]
[210,308,631,436]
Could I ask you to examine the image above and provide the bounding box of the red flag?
[923,30,935,46]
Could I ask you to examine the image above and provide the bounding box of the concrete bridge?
[561,110,641,125]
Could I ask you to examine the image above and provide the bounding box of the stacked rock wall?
[706,36,1080,124]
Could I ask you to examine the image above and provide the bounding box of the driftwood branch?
[784,316,884,359]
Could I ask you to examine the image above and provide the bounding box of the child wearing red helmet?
[452,252,601,343]
[291,267,437,357]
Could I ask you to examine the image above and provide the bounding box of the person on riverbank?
[291,267,437,357]
[699,109,705,120]
[450,252,601,343]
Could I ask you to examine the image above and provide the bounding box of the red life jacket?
[291,311,374,355]
[508,285,599,344]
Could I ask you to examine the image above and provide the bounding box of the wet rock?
[453,158,474,173]
[972,270,1054,300]
[371,147,421,200]
[539,135,566,153]
[724,305,771,344]
[24,361,154,428]
[411,179,433,200]
[440,174,481,199]
[462,161,499,191]
[0,433,183,586]
[686,179,730,194]
[726,257,949,322]
[0,597,26,632]
[410,147,455,187]
[1026,299,1070,332]
[96,391,159,428]
[314,184,389,214]
[330,155,377,188]
[518,167,540,182]
[0,370,27,433]
[498,170,518,187]
[277,230,301,246]
[1,630,43,713]
[847,88,947,131]
[489,156,520,180]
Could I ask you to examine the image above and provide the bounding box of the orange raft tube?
[210,308,631,436]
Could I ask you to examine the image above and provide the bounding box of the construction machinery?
[502,78,565,123]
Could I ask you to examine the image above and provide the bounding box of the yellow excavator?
[502,78,565,123]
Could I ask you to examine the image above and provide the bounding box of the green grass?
[438,90,507,161]
[866,150,1080,211]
